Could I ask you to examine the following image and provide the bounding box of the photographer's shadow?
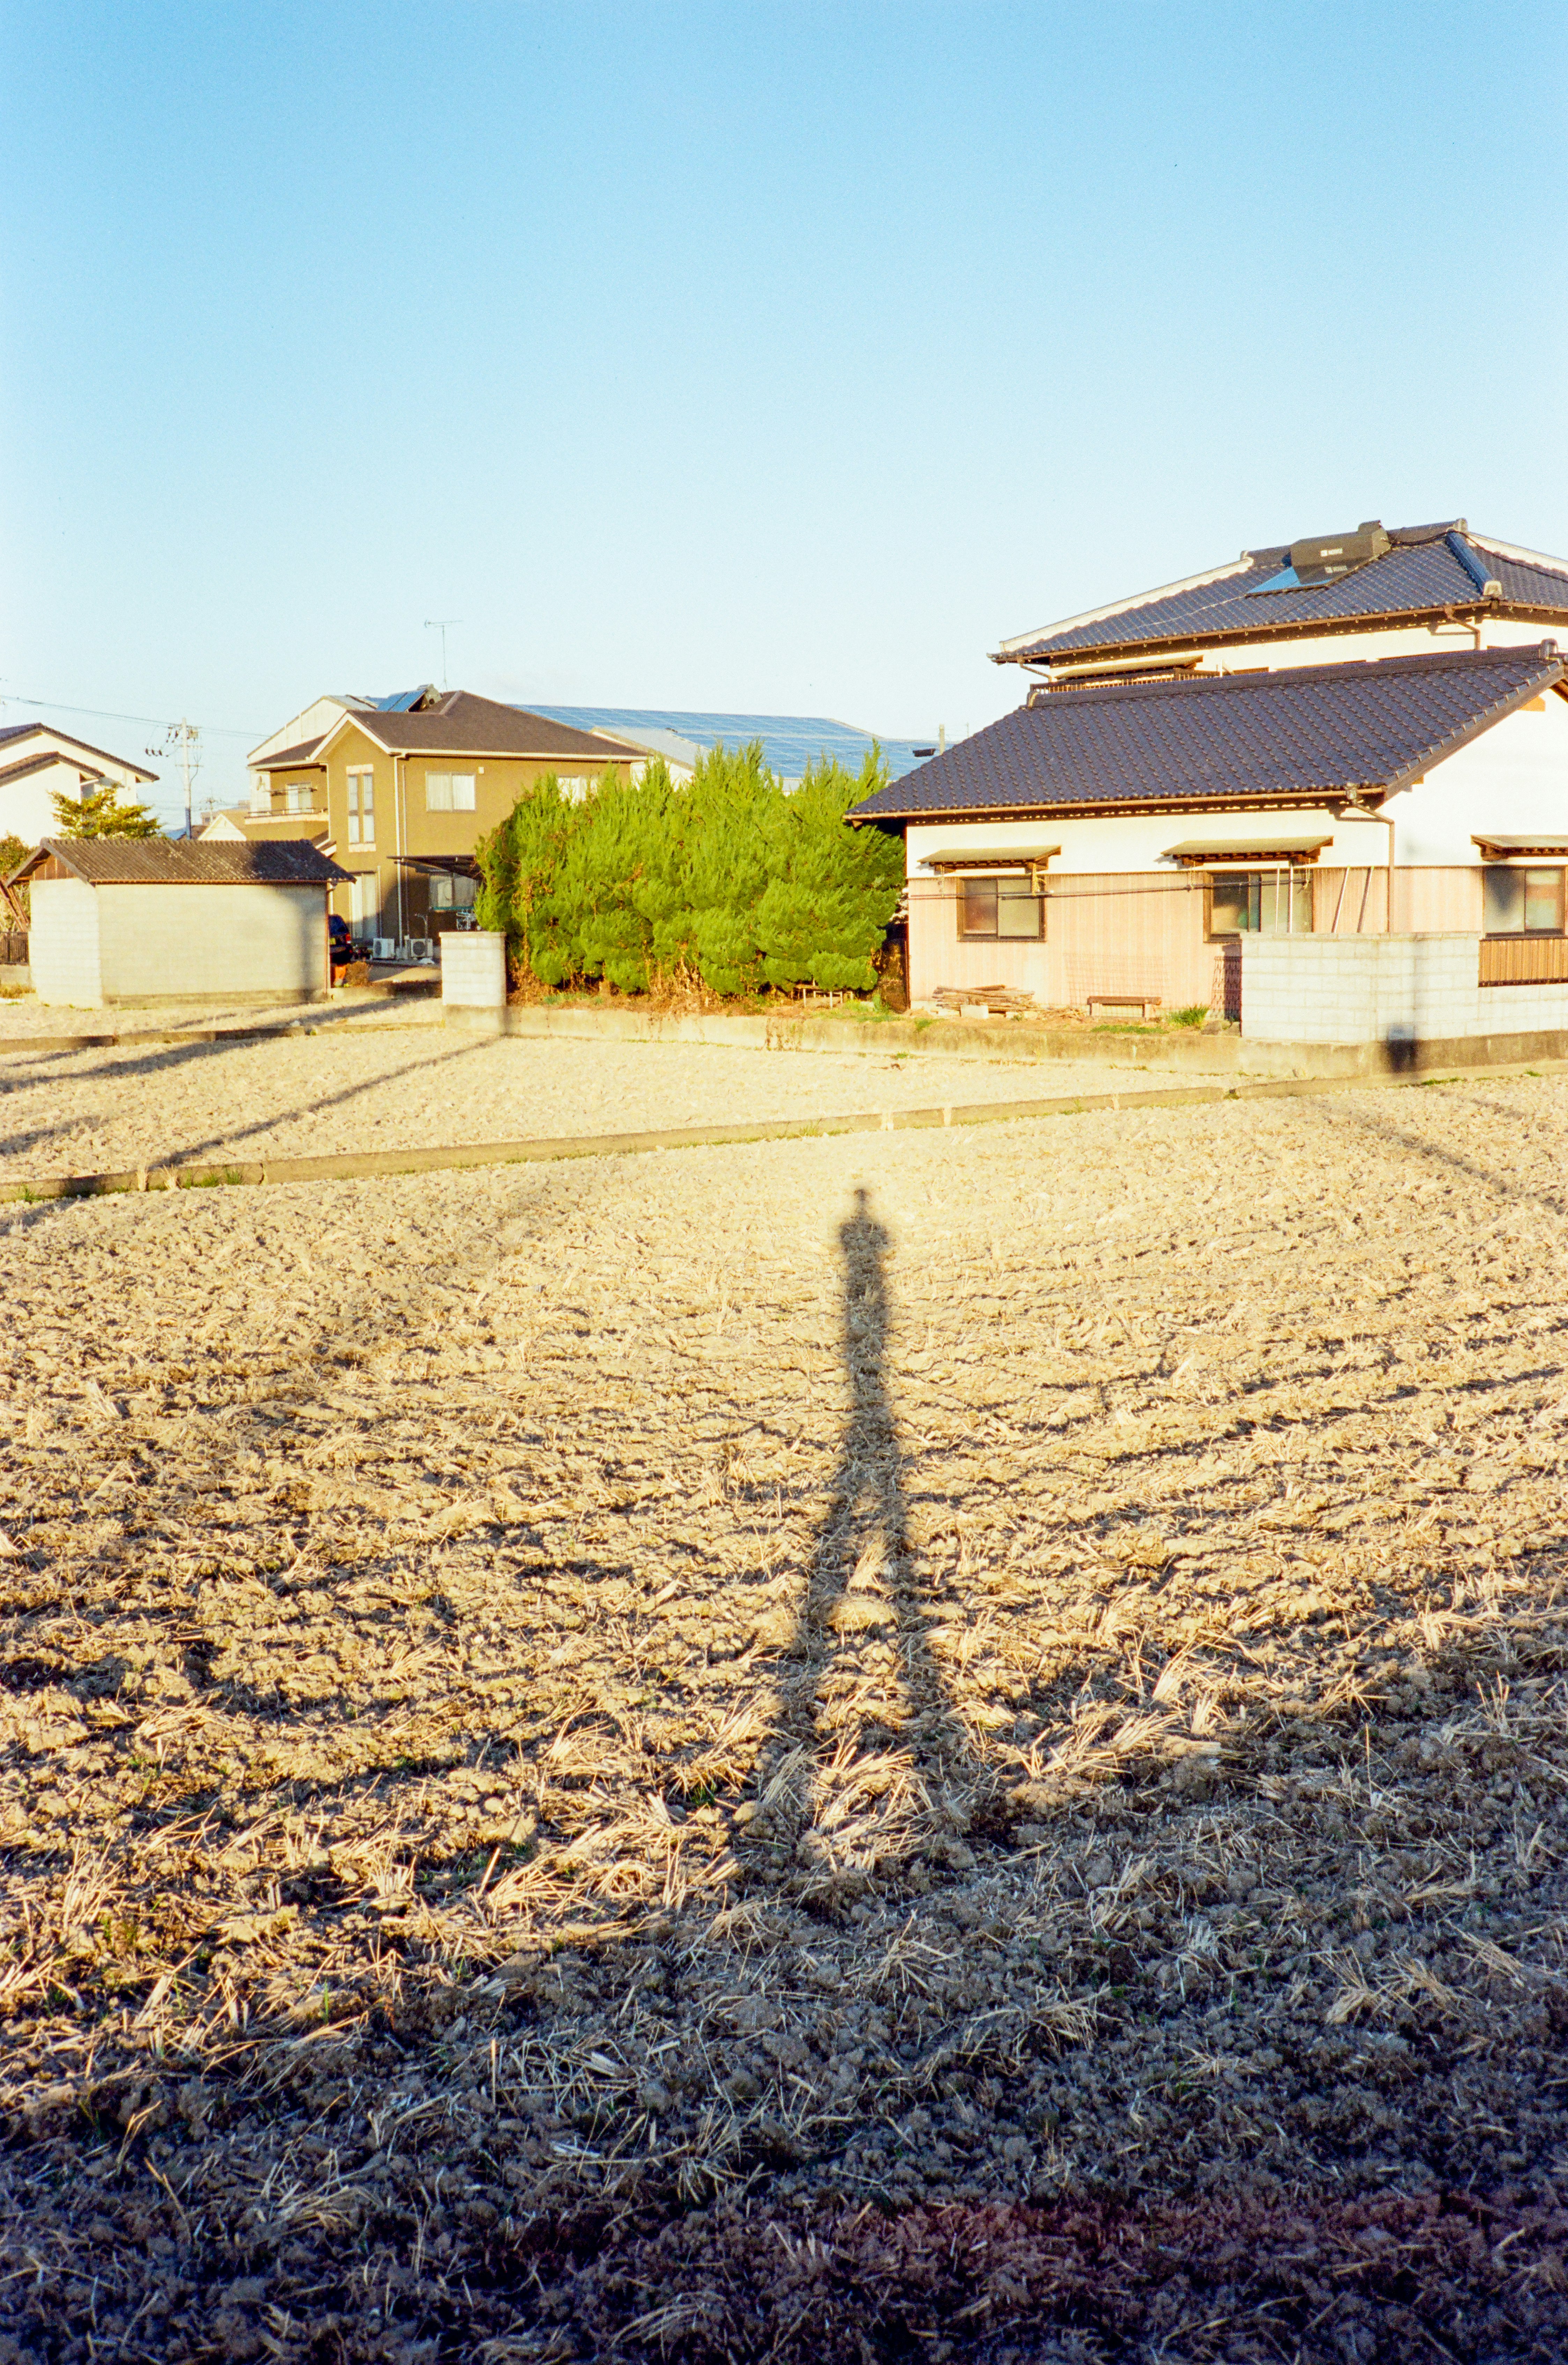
[752,1187,972,1889]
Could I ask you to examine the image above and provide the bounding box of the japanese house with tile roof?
[850,518,1568,1015]
[243,688,643,951]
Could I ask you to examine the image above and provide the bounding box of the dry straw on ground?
[2,1074,1567,2361]
[0,1029,1148,1181]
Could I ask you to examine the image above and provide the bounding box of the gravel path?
[2,1077,1567,2357]
[0,1027,1160,1177]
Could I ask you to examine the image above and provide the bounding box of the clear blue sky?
[3,1,1565,821]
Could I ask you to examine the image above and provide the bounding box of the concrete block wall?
[28,876,104,1006]
[1241,932,1568,1046]
[94,884,327,1003]
[441,930,507,1009]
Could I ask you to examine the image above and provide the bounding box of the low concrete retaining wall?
[444,997,1254,1071]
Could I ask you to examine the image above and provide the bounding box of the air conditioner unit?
[406,937,433,963]
[372,937,395,960]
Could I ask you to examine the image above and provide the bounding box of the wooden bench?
[1087,993,1162,1022]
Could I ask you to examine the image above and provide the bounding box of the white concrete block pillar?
[441,930,507,1009]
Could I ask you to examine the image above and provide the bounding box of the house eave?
[855,791,1392,827]
[994,600,1564,671]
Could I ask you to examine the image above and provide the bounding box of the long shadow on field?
[752,1186,970,1888]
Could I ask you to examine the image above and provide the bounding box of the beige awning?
[1163,834,1332,866]
[919,844,1060,874]
[1472,834,1568,859]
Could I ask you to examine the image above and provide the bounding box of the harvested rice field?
[0,993,441,1042]
[2,1074,1568,2361]
[0,1029,1155,1181]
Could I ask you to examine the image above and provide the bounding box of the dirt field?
[0,1029,1157,1180]
[0,993,442,1042]
[2,1075,1567,2361]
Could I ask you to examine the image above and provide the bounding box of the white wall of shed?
[28,874,104,1005]
[93,883,328,1002]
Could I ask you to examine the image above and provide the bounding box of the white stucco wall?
[0,757,94,848]
[1385,689,1568,863]
[905,810,1392,879]
[91,883,329,1002]
[1050,617,1562,682]
[28,875,105,1006]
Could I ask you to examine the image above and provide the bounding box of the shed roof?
[999,521,1568,667]
[8,838,352,888]
[850,646,1566,824]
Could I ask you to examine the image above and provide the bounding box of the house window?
[1206,869,1314,937]
[1483,865,1564,935]
[430,873,478,910]
[426,770,476,812]
[347,769,375,847]
[960,877,1044,940]
[559,775,589,805]
[284,782,313,815]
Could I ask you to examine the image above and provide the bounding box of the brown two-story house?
[244,688,642,949]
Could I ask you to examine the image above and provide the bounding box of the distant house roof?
[523,705,931,784]
[998,520,1568,668]
[258,738,327,769]
[268,692,644,767]
[0,720,157,782]
[8,838,351,888]
[851,646,1567,825]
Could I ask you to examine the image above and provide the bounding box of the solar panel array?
[523,705,930,784]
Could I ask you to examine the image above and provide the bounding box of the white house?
[851,516,1568,1016]
[0,723,157,847]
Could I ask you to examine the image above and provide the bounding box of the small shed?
[8,838,352,1008]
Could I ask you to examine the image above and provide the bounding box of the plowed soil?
[2,1073,1566,2362]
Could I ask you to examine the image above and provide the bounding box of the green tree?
[472,739,904,1000]
[755,749,903,992]
[51,779,162,839]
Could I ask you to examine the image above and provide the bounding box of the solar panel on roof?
[522,705,931,783]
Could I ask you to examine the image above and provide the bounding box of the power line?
[0,690,266,738]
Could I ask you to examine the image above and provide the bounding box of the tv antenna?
[424,619,460,690]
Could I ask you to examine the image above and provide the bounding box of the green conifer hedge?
[474,742,903,997]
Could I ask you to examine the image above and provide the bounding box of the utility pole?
[424,619,460,690]
[143,717,201,836]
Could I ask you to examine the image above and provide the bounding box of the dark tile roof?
[1002,522,1568,664]
[851,646,1565,823]
[9,838,352,888]
[258,737,326,769]
[332,692,644,763]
